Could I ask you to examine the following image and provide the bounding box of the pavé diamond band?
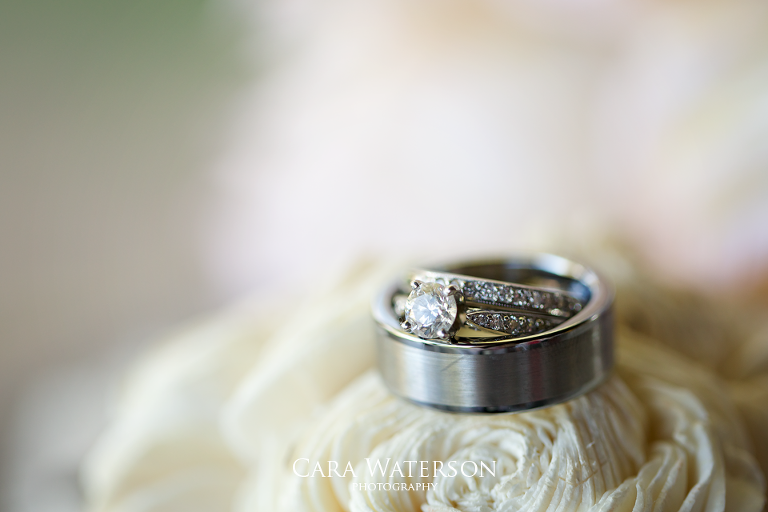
[372,254,614,412]
[396,270,584,341]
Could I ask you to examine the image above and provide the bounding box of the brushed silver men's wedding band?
[372,254,614,413]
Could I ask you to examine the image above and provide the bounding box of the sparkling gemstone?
[403,282,458,339]
[507,316,520,333]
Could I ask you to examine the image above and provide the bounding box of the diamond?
[568,298,583,313]
[480,283,495,301]
[514,289,532,307]
[403,282,458,339]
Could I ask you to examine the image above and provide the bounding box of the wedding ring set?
[371,254,614,413]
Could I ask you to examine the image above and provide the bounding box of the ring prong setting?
[443,284,460,297]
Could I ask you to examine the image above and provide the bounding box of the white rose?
[83,258,767,511]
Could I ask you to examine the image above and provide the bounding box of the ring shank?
[438,255,593,303]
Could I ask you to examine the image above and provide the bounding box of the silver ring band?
[372,254,614,413]
[409,270,584,317]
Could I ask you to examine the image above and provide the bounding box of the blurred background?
[0,1,247,510]
[1,0,767,511]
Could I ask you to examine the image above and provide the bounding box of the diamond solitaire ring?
[396,271,583,342]
[372,254,614,412]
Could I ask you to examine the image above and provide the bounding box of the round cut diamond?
[403,282,458,339]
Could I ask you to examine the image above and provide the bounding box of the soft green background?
[0,1,247,510]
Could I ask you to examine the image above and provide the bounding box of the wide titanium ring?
[372,254,614,413]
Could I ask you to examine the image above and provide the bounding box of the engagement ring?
[397,271,583,342]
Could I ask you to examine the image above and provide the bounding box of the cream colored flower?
[83,257,767,512]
